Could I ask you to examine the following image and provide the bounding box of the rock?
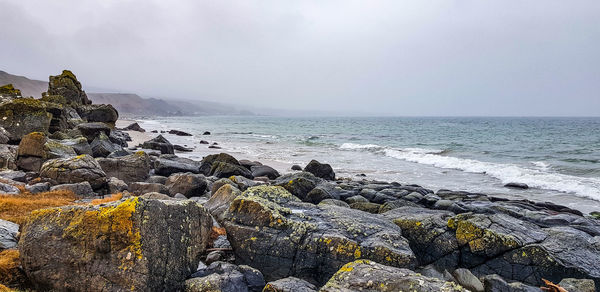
[222,186,416,284]
[250,165,280,180]
[174,145,194,152]
[146,175,168,184]
[320,260,466,291]
[210,161,253,179]
[318,199,350,208]
[44,139,77,159]
[452,268,484,292]
[60,136,93,155]
[274,172,320,201]
[346,195,369,204]
[25,182,51,194]
[16,156,44,172]
[239,159,262,170]
[97,151,151,183]
[109,130,130,147]
[558,278,596,292]
[50,182,95,197]
[18,132,47,157]
[378,199,420,213]
[305,186,334,204]
[76,122,111,142]
[504,182,529,189]
[0,144,18,169]
[291,164,302,171]
[303,159,335,180]
[90,132,123,158]
[107,177,128,194]
[210,178,236,195]
[142,135,174,155]
[40,154,107,189]
[205,184,241,221]
[150,130,158,133]
[0,182,20,194]
[203,131,210,135]
[155,155,201,176]
[129,182,169,196]
[165,172,208,198]
[208,145,222,149]
[0,98,53,142]
[349,202,381,214]
[481,274,540,292]
[186,261,265,292]
[124,122,145,132]
[199,140,209,144]
[76,104,118,125]
[263,277,317,292]
[0,170,27,182]
[0,219,19,250]
[168,129,192,136]
[107,149,131,158]
[46,70,91,105]
[19,197,212,291]
[139,192,174,200]
[198,153,240,175]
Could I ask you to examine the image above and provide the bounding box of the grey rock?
[303,159,335,180]
[26,182,51,194]
[142,135,174,155]
[452,268,484,292]
[40,154,107,189]
[558,278,596,292]
[318,199,350,208]
[187,261,265,292]
[155,155,200,176]
[0,182,20,194]
[107,177,128,194]
[0,219,19,250]
[76,122,111,142]
[165,172,208,198]
[250,165,279,180]
[97,152,151,183]
[263,277,317,292]
[50,182,95,197]
[129,182,168,196]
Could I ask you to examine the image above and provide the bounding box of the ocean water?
[137,116,600,213]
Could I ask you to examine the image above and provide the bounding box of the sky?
[1,0,599,116]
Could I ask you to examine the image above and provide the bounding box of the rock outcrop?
[46,70,91,105]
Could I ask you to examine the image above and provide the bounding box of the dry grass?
[91,193,123,205]
[0,283,11,292]
[0,249,22,286]
[0,190,78,225]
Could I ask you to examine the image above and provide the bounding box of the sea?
[136,116,600,214]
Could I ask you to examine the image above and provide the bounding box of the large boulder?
[97,151,151,183]
[274,172,321,201]
[154,155,201,176]
[250,165,280,180]
[0,98,53,142]
[0,219,19,250]
[46,70,91,105]
[18,132,47,158]
[210,161,253,179]
[59,136,92,155]
[198,153,241,175]
[76,104,118,125]
[39,154,107,189]
[221,186,416,284]
[320,260,466,291]
[165,172,207,198]
[142,135,174,155]
[50,182,95,197]
[303,159,335,180]
[90,132,123,158]
[19,197,212,291]
[205,184,242,221]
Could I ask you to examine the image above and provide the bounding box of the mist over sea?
[138,116,600,213]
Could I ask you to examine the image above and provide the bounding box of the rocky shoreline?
[0,71,599,291]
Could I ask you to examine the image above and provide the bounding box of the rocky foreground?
[0,71,599,292]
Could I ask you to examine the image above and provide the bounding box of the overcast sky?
[1,0,599,116]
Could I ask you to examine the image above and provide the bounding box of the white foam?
[340,143,600,200]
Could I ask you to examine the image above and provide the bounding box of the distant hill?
[0,70,253,116]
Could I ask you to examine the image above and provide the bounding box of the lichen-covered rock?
[320,260,466,292]
[19,197,212,291]
[185,261,265,292]
[205,184,242,221]
[165,172,207,198]
[349,202,381,214]
[558,278,596,292]
[222,186,416,284]
[77,122,111,142]
[0,219,19,250]
[142,135,174,155]
[199,153,240,175]
[0,182,20,194]
[303,159,335,180]
[263,277,317,292]
[481,274,543,292]
[44,139,77,159]
[0,98,53,142]
[59,136,92,155]
[18,132,47,158]
[46,70,91,105]
[154,154,201,176]
[39,154,107,189]
[90,132,122,157]
[210,161,253,179]
[274,172,321,201]
[97,151,151,183]
[0,84,22,98]
[107,177,128,194]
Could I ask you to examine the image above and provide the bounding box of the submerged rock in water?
[19,197,212,292]
[504,182,529,189]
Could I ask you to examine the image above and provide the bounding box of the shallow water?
[137,116,600,214]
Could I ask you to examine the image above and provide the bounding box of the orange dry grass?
[91,193,123,205]
[0,283,11,292]
[0,249,20,285]
[0,190,77,225]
